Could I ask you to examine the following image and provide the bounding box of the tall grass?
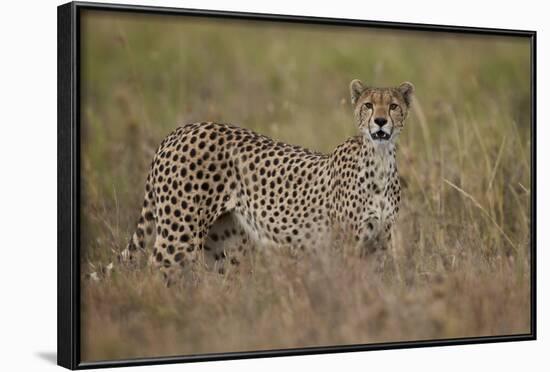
[79,10,532,361]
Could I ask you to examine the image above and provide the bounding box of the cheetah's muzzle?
[371,130,391,141]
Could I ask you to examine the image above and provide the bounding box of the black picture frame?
[57,1,537,369]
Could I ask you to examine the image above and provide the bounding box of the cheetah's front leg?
[358,215,392,255]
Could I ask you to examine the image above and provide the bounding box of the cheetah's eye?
[364,102,373,110]
[390,103,398,110]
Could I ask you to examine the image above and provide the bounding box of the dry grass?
[79,10,532,362]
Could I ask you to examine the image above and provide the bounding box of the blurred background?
[80,10,531,362]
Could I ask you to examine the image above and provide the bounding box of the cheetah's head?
[350,80,414,145]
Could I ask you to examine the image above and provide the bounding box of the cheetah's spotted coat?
[122,80,414,279]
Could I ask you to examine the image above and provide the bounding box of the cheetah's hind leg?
[204,212,253,275]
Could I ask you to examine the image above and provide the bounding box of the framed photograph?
[58,1,536,369]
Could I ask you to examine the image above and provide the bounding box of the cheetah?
[122,80,414,279]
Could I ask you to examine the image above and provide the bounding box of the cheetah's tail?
[120,173,156,264]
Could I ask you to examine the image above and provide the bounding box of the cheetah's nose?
[374,117,388,126]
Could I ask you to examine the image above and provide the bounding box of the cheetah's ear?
[349,79,366,106]
[398,81,415,106]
